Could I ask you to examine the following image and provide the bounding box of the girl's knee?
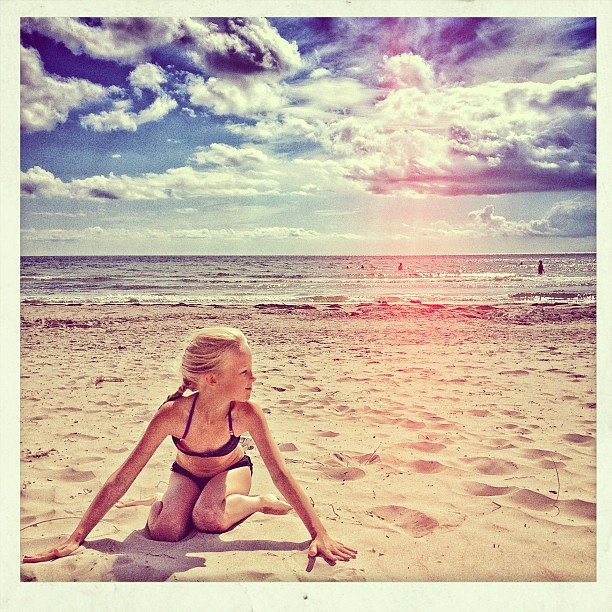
[147,502,190,541]
[147,520,189,541]
[192,506,230,533]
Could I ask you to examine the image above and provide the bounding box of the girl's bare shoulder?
[153,395,191,430]
[231,400,266,432]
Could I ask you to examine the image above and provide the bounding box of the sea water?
[20,253,596,306]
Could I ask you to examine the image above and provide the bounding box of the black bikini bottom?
[171,455,253,490]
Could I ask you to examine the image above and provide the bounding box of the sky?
[18,13,599,256]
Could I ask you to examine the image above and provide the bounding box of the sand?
[18,301,598,585]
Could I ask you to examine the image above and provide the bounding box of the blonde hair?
[166,327,248,401]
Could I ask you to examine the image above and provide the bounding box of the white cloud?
[287,75,377,120]
[21,17,302,76]
[328,71,596,196]
[380,53,435,92]
[20,166,69,198]
[21,17,182,63]
[310,68,332,79]
[80,94,178,132]
[186,75,287,117]
[21,225,361,244]
[181,18,301,74]
[21,165,280,201]
[190,143,269,166]
[422,197,596,239]
[20,45,109,133]
[129,63,167,92]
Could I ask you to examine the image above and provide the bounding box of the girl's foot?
[260,494,292,515]
[115,493,162,508]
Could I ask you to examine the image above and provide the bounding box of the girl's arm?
[22,406,173,563]
[241,401,357,564]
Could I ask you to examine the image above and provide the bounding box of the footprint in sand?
[562,433,595,445]
[408,441,446,453]
[64,433,99,442]
[408,460,447,474]
[461,457,519,475]
[278,442,298,452]
[498,369,530,375]
[320,466,366,481]
[369,505,439,537]
[468,409,491,417]
[52,467,97,482]
[399,419,426,430]
[317,430,340,438]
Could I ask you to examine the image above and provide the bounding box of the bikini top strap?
[228,401,235,436]
[181,392,198,440]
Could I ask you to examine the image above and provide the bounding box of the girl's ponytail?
[165,382,189,402]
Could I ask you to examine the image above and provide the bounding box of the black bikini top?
[172,393,241,458]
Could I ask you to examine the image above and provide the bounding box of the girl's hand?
[308,532,358,565]
[22,537,81,563]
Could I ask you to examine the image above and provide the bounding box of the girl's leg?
[191,466,291,533]
[146,471,201,541]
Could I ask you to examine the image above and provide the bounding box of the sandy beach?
[19,301,597,583]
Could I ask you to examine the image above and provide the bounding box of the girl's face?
[215,345,256,401]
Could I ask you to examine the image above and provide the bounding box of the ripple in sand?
[538,459,567,470]
[463,482,516,496]
[562,499,596,521]
[369,505,439,537]
[520,448,571,461]
[510,489,556,511]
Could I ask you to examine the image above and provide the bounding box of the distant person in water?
[398,262,403,271]
[538,260,544,275]
[23,327,357,566]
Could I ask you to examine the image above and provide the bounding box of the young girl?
[23,327,357,565]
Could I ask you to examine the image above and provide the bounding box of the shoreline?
[20,302,597,582]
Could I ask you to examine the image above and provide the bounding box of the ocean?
[20,253,596,306]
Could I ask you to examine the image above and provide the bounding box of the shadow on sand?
[83,529,309,581]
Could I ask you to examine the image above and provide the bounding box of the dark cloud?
[89,188,120,199]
